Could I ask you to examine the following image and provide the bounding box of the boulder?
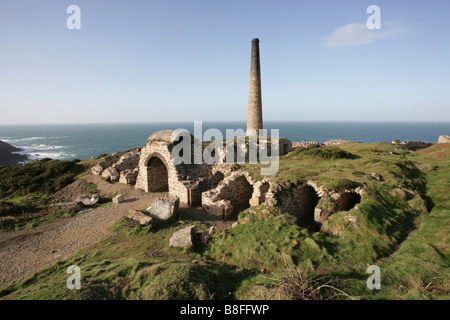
[199,226,215,244]
[126,209,153,225]
[145,197,179,223]
[102,167,120,182]
[75,194,99,206]
[169,225,197,248]
[113,194,124,204]
[91,164,104,175]
[438,135,450,143]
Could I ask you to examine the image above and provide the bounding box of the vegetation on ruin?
[0,142,448,300]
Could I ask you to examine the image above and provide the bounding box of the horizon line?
[1,120,450,126]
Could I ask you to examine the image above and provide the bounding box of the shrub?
[290,146,353,160]
[0,159,82,197]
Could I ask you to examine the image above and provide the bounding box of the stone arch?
[278,184,320,229]
[218,173,254,218]
[145,153,169,192]
[336,192,361,212]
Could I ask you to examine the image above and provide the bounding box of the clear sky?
[0,0,449,124]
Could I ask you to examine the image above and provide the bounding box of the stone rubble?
[93,148,141,185]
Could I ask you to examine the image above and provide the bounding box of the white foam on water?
[2,136,74,161]
[25,151,76,160]
[1,136,70,144]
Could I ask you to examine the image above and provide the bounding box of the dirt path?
[0,175,158,290]
[0,174,233,290]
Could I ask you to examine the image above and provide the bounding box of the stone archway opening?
[279,184,320,229]
[147,156,169,192]
[220,175,254,219]
[336,192,361,212]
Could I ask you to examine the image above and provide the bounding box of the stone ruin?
[90,38,365,229]
[92,148,141,184]
[90,128,364,229]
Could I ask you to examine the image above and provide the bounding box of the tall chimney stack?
[246,38,263,137]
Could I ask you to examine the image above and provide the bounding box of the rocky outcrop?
[438,135,450,143]
[392,140,433,149]
[0,140,29,165]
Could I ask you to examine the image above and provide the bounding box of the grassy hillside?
[0,157,98,230]
[0,142,448,300]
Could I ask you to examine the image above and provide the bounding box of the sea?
[0,121,448,161]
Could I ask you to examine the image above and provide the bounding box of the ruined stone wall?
[202,170,276,218]
[272,180,364,226]
[218,175,253,207]
[277,184,319,228]
[92,149,141,184]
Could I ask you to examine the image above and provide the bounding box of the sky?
[0,0,449,124]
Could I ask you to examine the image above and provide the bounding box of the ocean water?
[0,121,448,161]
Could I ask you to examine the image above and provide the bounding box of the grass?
[370,144,450,299]
[0,217,251,300]
[0,143,448,300]
[0,157,100,231]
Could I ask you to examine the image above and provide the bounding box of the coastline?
[0,140,30,165]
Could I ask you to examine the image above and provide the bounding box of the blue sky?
[0,0,449,124]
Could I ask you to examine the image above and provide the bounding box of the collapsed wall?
[202,170,276,219]
[91,149,141,185]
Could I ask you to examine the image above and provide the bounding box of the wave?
[1,136,70,144]
[10,142,74,161]
[26,152,76,160]
[25,144,67,150]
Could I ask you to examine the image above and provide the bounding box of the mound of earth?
[51,178,97,204]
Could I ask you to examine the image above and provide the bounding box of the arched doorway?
[336,192,361,212]
[147,156,169,192]
[279,184,320,229]
[219,175,254,218]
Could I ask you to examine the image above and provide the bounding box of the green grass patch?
[1,143,448,300]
